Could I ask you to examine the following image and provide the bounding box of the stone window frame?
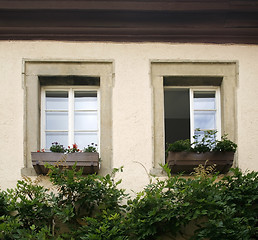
[151,60,238,173]
[22,60,114,176]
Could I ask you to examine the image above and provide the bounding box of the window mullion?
[41,88,46,150]
[69,88,74,147]
[216,89,221,140]
[97,89,100,150]
[189,89,194,143]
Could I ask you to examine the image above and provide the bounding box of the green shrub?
[126,167,258,240]
[0,191,8,216]
[0,164,257,240]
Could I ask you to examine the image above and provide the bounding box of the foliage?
[78,211,128,240]
[49,142,99,153]
[45,165,127,239]
[213,134,237,152]
[0,216,55,240]
[84,143,98,153]
[192,130,216,153]
[167,130,237,153]
[0,191,8,216]
[5,178,55,230]
[50,142,66,153]
[0,164,257,239]
[166,139,191,153]
[126,166,258,240]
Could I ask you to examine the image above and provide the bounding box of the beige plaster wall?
[0,41,257,191]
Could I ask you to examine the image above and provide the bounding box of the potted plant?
[166,130,237,174]
[31,143,99,175]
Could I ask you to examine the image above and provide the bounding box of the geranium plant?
[66,143,81,153]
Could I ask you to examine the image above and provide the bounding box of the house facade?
[0,0,258,191]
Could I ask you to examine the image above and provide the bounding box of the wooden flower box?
[166,151,234,174]
[31,152,99,175]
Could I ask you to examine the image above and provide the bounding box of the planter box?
[31,152,99,175]
[166,151,234,174]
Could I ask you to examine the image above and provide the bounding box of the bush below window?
[0,164,257,240]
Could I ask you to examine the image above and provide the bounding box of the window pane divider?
[45,110,68,112]
[195,129,217,131]
[74,110,97,112]
[74,130,98,132]
[194,109,217,112]
[45,130,69,132]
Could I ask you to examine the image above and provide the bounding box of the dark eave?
[0,0,258,12]
[0,0,258,44]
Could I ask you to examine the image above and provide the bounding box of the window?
[41,87,99,150]
[151,61,237,170]
[164,87,220,145]
[23,61,114,176]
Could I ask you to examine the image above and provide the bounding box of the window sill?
[31,152,99,175]
[21,167,38,176]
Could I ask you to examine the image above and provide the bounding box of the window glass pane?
[46,91,68,110]
[46,132,68,149]
[194,111,216,130]
[194,91,215,110]
[74,112,98,131]
[194,130,216,144]
[46,112,68,130]
[74,132,98,150]
[164,88,190,143]
[74,91,97,110]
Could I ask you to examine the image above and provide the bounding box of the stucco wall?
[0,41,257,191]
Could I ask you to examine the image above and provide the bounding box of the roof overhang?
[0,0,258,44]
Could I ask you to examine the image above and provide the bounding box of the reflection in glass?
[194,91,215,110]
[46,91,68,110]
[194,130,216,144]
[74,132,98,150]
[46,132,68,149]
[74,91,97,110]
[194,111,216,130]
[74,112,98,131]
[46,112,68,130]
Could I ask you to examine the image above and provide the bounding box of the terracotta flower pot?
[166,151,234,174]
[31,152,99,175]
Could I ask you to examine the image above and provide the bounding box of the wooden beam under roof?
[0,0,257,12]
[0,0,258,43]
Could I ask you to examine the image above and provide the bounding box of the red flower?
[37,150,40,152]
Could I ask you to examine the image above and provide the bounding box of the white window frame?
[41,86,100,150]
[190,87,221,143]
[164,86,221,143]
